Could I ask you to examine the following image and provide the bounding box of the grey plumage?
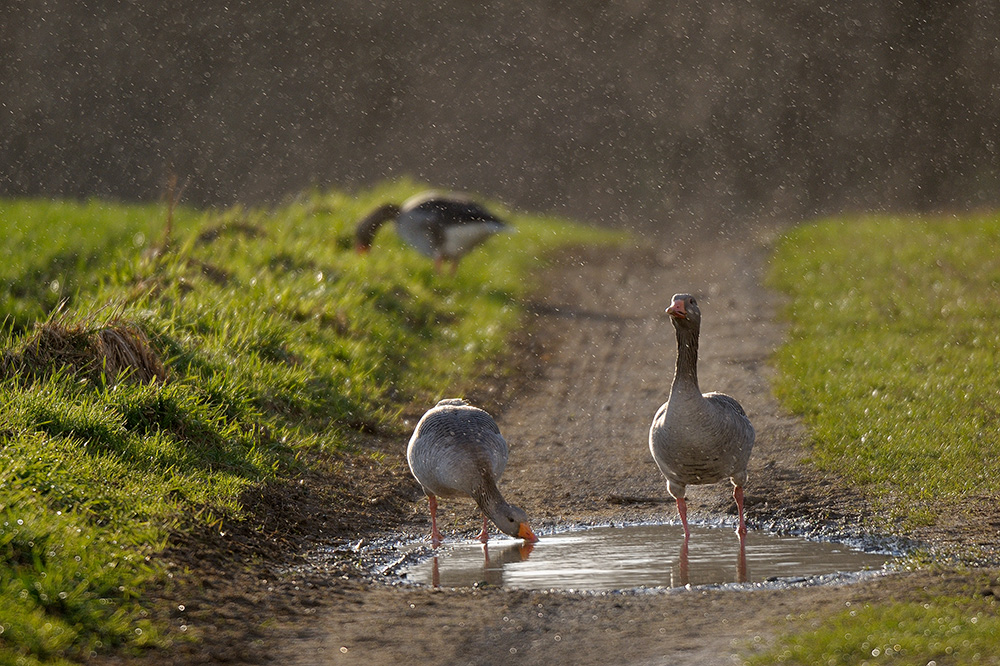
[355,192,508,273]
[407,398,537,545]
[648,293,755,538]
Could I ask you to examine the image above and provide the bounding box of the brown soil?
[103,229,1000,666]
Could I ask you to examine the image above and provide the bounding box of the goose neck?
[355,204,400,246]
[672,326,700,388]
[472,479,506,514]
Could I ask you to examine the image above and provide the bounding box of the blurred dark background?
[3,1,999,228]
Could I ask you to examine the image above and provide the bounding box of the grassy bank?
[0,182,621,665]
[767,212,1000,527]
[748,212,1000,665]
[747,572,1000,666]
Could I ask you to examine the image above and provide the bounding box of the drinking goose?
[355,191,508,273]
[648,294,755,539]
[407,398,538,546]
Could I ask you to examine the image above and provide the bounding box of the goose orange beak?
[666,299,686,318]
[518,523,539,543]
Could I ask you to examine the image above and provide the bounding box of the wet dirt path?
[264,227,909,666]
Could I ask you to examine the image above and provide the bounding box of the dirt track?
[125,228,997,666]
[253,228,969,666]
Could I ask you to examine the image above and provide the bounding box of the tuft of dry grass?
[95,321,166,383]
[3,315,166,385]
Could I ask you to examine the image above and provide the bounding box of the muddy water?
[399,524,894,590]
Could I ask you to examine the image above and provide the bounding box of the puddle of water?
[398,524,893,590]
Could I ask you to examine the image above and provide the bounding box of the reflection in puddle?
[400,524,893,590]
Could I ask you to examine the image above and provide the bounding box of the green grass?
[750,212,1000,665]
[0,180,623,664]
[0,198,202,330]
[767,213,1000,525]
[744,575,1000,665]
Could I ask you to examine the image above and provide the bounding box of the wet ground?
[110,230,1000,666]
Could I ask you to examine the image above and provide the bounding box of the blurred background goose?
[407,398,538,546]
[355,191,509,273]
[648,293,755,540]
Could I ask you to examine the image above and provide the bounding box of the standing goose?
[407,398,538,546]
[648,293,755,540]
[355,191,509,273]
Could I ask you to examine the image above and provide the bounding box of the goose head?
[666,293,702,331]
[492,503,539,542]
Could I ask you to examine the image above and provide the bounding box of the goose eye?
[690,298,696,305]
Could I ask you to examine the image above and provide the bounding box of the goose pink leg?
[475,514,490,543]
[676,497,690,541]
[428,495,445,547]
[733,485,747,537]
